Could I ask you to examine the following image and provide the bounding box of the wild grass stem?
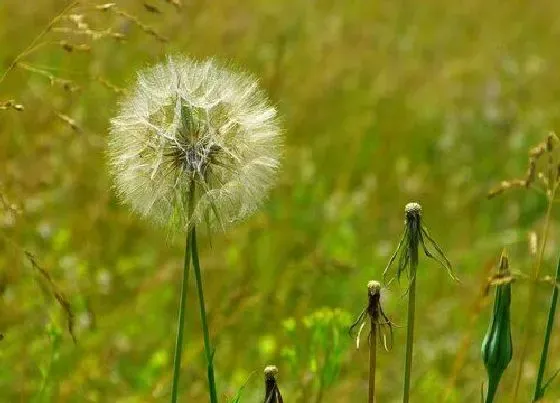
[533,254,560,401]
[512,185,556,401]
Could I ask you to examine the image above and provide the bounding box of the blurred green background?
[1,0,559,402]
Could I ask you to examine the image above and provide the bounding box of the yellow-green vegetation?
[1,1,560,402]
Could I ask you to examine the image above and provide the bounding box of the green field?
[1,1,560,402]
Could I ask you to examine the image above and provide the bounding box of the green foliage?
[2,0,560,401]
[33,324,63,403]
[281,308,351,402]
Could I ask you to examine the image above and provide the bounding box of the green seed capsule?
[481,251,513,403]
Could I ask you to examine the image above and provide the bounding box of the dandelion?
[383,202,457,403]
[350,280,394,403]
[107,55,282,403]
[108,55,281,232]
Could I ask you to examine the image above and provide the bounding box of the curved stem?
[533,254,560,401]
[191,228,219,403]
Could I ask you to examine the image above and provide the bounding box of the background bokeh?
[1,0,560,402]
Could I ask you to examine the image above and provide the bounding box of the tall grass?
[3,1,560,401]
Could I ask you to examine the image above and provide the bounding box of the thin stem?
[0,1,78,86]
[369,318,377,403]
[403,273,416,403]
[170,180,195,403]
[170,228,193,403]
[191,227,219,403]
[533,254,560,401]
[512,186,556,401]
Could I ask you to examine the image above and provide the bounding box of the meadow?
[1,1,560,402]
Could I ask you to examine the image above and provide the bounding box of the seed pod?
[481,250,513,403]
[264,365,283,403]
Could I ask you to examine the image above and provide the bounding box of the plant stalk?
[171,227,193,403]
[369,316,377,403]
[171,180,195,403]
[512,188,556,401]
[403,210,420,403]
[533,254,560,401]
[403,272,416,403]
[191,227,219,403]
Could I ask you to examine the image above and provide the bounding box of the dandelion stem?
[171,180,195,403]
[170,228,193,403]
[403,271,416,403]
[533,253,560,401]
[369,314,377,403]
[191,227,219,403]
[403,212,419,403]
[512,186,556,401]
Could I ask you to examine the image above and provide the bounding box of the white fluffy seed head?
[108,55,282,232]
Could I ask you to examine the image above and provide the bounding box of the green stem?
[170,228,193,403]
[403,273,416,403]
[513,188,556,401]
[533,254,560,401]
[171,180,196,403]
[369,317,377,403]
[191,227,219,403]
[485,378,500,403]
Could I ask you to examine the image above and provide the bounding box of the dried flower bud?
[481,250,513,403]
[383,202,457,284]
[368,280,381,296]
[264,365,283,403]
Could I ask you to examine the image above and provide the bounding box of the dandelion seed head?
[108,55,282,231]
